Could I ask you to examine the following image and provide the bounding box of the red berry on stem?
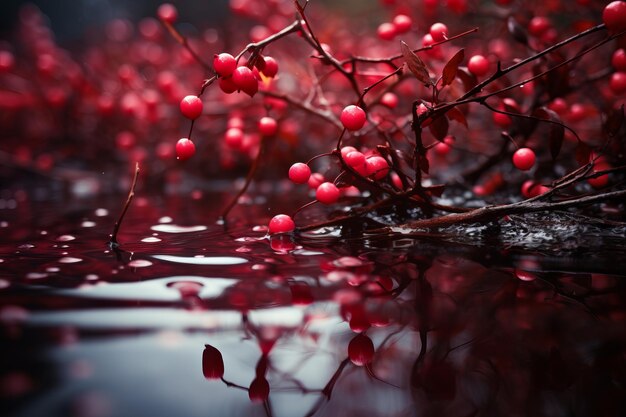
[213,53,237,77]
[248,378,270,402]
[512,148,536,171]
[348,334,375,366]
[610,72,626,94]
[224,128,244,149]
[157,3,178,24]
[176,138,196,160]
[340,105,366,131]
[603,1,626,32]
[612,49,626,70]
[258,116,278,136]
[366,156,390,180]
[340,146,358,158]
[180,95,203,120]
[429,22,448,42]
[268,214,295,234]
[219,76,237,94]
[393,14,412,33]
[261,56,278,77]
[316,182,340,204]
[528,16,551,37]
[468,54,489,76]
[345,151,366,170]
[232,66,258,97]
[308,172,325,189]
[202,345,225,380]
[288,163,311,184]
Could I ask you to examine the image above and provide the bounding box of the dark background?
[0,0,230,43]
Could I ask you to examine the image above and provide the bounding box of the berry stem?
[109,162,140,249]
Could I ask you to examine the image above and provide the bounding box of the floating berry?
[180,95,203,120]
[512,147,536,171]
[340,105,366,131]
[176,138,196,160]
[288,163,311,184]
[268,214,295,234]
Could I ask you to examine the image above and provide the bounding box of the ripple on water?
[152,255,248,265]
[128,259,153,268]
[150,224,207,233]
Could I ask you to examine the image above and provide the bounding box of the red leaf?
[533,107,564,160]
[425,184,446,197]
[429,115,449,141]
[401,41,432,86]
[442,49,464,87]
[456,67,477,92]
[445,106,468,128]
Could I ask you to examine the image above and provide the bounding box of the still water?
[1,186,625,417]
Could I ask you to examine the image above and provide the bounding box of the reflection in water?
[0,196,624,417]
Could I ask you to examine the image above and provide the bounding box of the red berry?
[603,1,626,32]
[219,76,238,94]
[316,182,340,204]
[377,22,397,41]
[345,151,366,171]
[308,172,325,189]
[380,92,399,108]
[258,117,278,136]
[348,334,375,366]
[468,54,489,76]
[512,148,536,171]
[288,163,311,184]
[612,49,626,70]
[261,56,279,77]
[213,53,237,77]
[340,105,366,131]
[366,156,390,180]
[248,377,270,402]
[232,66,259,97]
[610,71,626,94]
[528,16,551,37]
[224,128,244,149]
[392,14,412,33]
[340,146,358,158]
[180,95,203,120]
[202,345,224,380]
[429,22,448,42]
[268,214,295,234]
[176,138,196,161]
[157,3,178,24]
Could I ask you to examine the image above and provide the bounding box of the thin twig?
[109,163,140,248]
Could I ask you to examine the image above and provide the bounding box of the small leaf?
[394,149,414,166]
[401,41,432,86]
[533,107,564,160]
[507,16,528,45]
[456,67,477,92]
[442,49,464,87]
[575,141,592,167]
[425,184,446,197]
[604,104,624,137]
[429,115,449,141]
[445,106,468,128]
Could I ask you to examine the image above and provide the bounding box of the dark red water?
[1,186,625,417]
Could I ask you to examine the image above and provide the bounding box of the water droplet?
[150,224,207,233]
[333,256,364,268]
[141,237,161,243]
[18,244,35,250]
[158,216,173,224]
[57,235,76,242]
[40,230,48,235]
[0,279,10,289]
[46,267,60,273]
[235,246,252,253]
[95,208,109,217]
[59,257,82,264]
[26,272,48,279]
[85,274,99,281]
[253,225,268,232]
[81,221,96,228]
[128,259,152,268]
[252,264,267,271]
[0,221,8,228]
